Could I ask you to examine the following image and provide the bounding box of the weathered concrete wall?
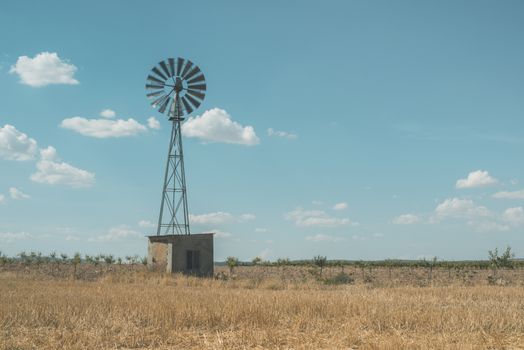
[147,240,170,271]
[171,234,214,276]
[147,233,213,276]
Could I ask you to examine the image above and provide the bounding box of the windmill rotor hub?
[174,77,184,93]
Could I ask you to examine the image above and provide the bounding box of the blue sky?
[0,0,523,261]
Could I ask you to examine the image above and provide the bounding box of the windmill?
[145,58,206,236]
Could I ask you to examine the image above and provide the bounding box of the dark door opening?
[186,250,200,270]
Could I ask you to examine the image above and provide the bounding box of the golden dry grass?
[1,268,524,349]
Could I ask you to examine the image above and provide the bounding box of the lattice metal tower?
[145,58,206,235]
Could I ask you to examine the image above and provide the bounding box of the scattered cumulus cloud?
[305,234,345,242]
[65,235,80,241]
[493,190,524,200]
[31,146,95,188]
[88,226,141,242]
[0,194,5,204]
[502,207,524,226]
[9,52,78,87]
[1,126,94,188]
[9,187,30,200]
[392,214,420,225]
[100,109,116,118]
[0,232,32,243]
[213,229,232,239]
[333,202,348,211]
[456,170,498,189]
[0,124,38,161]
[147,117,161,130]
[182,108,260,146]
[255,228,268,233]
[470,221,509,232]
[286,207,353,228]
[239,213,255,221]
[189,212,255,226]
[267,128,298,139]
[138,220,156,228]
[61,116,147,138]
[434,198,490,220]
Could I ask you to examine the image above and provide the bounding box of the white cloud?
[189,212,255,226]
[267,128,298,139]
[9,187,30,200]
[239,213,255,221]
[138,220,156,228]
[255,228,268,233]
[456,170,498,189]
[65,235,80,241]
[147,117,161,130]
[60,117,147,138]
[88,226,141,242]
[100,109,116,118]
[9,52,78,87]
[0,124,38,161]
[182,108,260,146]
[0,232,32,243]
[469,221,509,232]
[434,198,490,220]
[190,212,234,225]
[502,207,524,226]
[393,214,420,225]
[305,234,345,242]
[333,202,348,211]
[213,229,232,239]
[286,207,353,228]
[493,190,524,200]
[40,145,58,161]
[31,147,95,188]
[0,194,5,204]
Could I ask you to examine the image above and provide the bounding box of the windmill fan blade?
[176,58,185,76]
[147,90,164,98]
[187,83,206,91]
[146,83,165,90]
[184,93,201,109]
[186,89,205,100]
[187,74,205,85]
[151,67,167,81]
[184,66,201,81]
[181,60,193,79]
[181,96,193,114]
[158,96,171,114]
[168,58,175,77]
[151,94,168,107]
[159,61,172,78]
[147,75,164,84]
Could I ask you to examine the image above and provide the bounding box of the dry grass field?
[2,264,524,349]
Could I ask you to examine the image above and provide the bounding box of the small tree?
[313,255,327,278]
[226,256,239,275]
[489,246,515,277]
[72,252,81,279]
[252,256,262,266]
